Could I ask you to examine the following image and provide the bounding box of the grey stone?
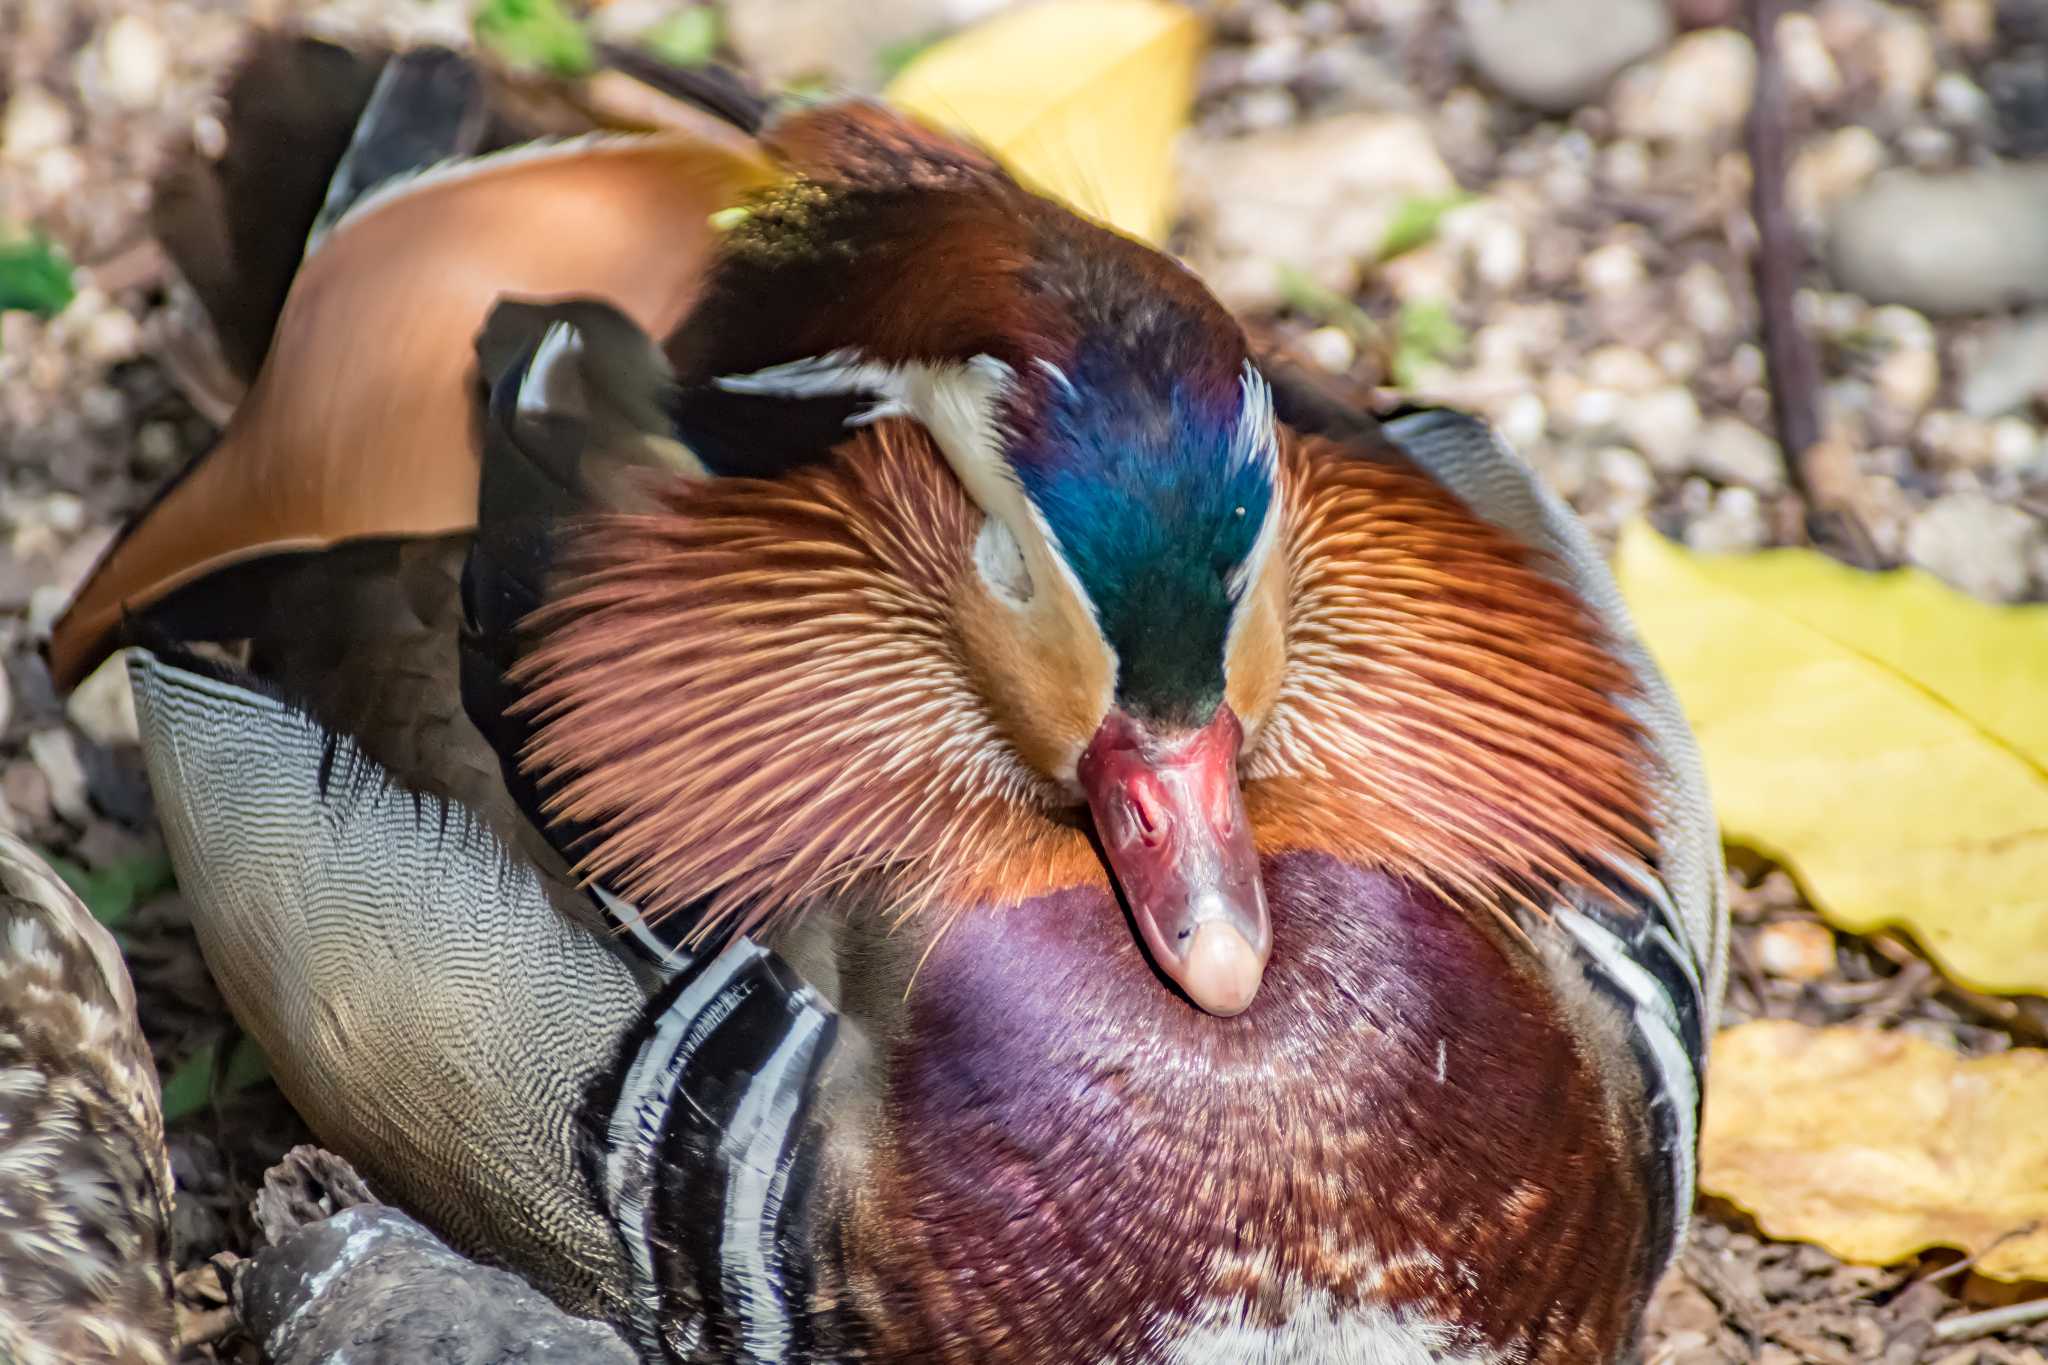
[1691,417,1789,492]
[1611,28,1756,144]
[236,1204,636,1365]
[26,729,90,823]
[1828,163,2048,315]
[1456,0,1671,113]
[1956,312,2048,418]
[66,655,139,748]
[1904,492,2044,602]
[1179,112,1455,311]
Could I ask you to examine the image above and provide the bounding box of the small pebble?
[1457,0,1671,113]
[96,15,171,110]
[1579,240,1645,297]
[81,308,142,366]
[1684,486,1768,552]
[135,422,182,472]
[1655,336,1703,383]
[1789,126,1885,227]
[1829,163,2048,315]
[1678,261,1738,337]
[1897,124,1958,168]
[1755,919,1837,982]
[1955,312,2048,418]
[1,85,72,163]
[1497,392,1548,449]
[41,492,85,537]
[27,728,92,824]
[1932,72,1993,128]
[1987,417,2041,474]
[1692,417,1788,492]
[1868,306,1941,415]
[66,655,139,748]
[1585,345,1663,394]
[1939,0,1995,50]
[1588,445,1655,527]
[1471,216,1527,293]
[1299,326,1356,374]
[1905,492,2045,602]
[27,585,69,639]
[1870,10,1938,109]
[1599,139,1652,194]
[1619,386,1704,475]
[1611,29,1757,145]
[1776,12,1841,104]
[2,762,51,830]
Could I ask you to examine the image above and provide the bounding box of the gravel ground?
[3,0,2046,1360]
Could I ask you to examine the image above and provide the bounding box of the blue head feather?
[1010,343,1276,727]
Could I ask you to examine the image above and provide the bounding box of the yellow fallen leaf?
[884,0,1204,244]
[1704,1020,2048,1279]
[1614,522,2048,995]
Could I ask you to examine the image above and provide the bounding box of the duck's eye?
[975,514,1034,606]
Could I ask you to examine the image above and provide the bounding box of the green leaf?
[158,1041,218,1123]
[158,1035,271,1124]
[876,32,942,82]
[642,7,721,67]
[1275,263,1379,347]
[224,1034,272,1093]
[1377,191,1474,262]
[475,0,594,76]
[0,232,76,320]
[47,850,175,928]
[1391,297,1466,387]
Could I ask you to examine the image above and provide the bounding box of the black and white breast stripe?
[1555,864,1707,1273]
[596,934,839,1364]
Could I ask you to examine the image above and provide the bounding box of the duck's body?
[58,35,1723,1364]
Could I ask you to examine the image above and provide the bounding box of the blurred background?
[2,0,2045,1361]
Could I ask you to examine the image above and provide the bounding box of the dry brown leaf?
[1703,1020,2048,1280]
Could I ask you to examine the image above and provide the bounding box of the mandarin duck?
[0,829,176,1365]
[50,32,1726,1365]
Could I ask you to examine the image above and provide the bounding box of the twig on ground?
[1745,0,1879,566]
[1932,1297,2048,1343]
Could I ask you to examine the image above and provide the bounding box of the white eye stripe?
[974,514,1035,605]
[711,348,898,403]
[1228,363,1278,473]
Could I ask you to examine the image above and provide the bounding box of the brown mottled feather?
[0,833,174,1365]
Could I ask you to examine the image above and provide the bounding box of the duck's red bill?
[1078,706,1271,1016]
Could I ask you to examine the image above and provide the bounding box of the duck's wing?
[127,646,648,1314]
[50,71,770,692]
[131,645,861,1352]
[0,830,174,1365]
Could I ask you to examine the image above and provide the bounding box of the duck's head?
[888,303,1284,1018]
[510,103,1288,1014]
